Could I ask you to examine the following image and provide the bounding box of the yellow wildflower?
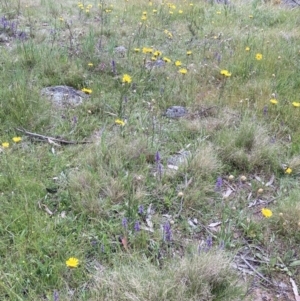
[142,47,153,54]
[153,50,162,57]
[141,15,147,20]
[216,11,221,14]
[122,74,132,84]
[163,57,171,63]
[153,9,157,13]
[269,98,278,105]
[178,10,183,13]
[134,48,140,52]
[115,119,125,126]
[285,167,292,174]
[186,50,192,55]
[292,102,300,107]
[81,88,92,94]
[66,257,79,268]
[261,208,272,218]
[2,142,9,148]
[220,69,231,77]
[245,46,250,51]
[88,63,93,66]
[179,68,187,74]
[12,137,22,143]
[255,53,263,60]
[175,60,182,67]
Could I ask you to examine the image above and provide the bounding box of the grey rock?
[163,106,187,118]
[167,151,191,166]
[41,86,89,106]
[114,46,126,54]
[0,33,9,42]
[145,59,165,69]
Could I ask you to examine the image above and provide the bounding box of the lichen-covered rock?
[41,86,89,106]
[145,59,165,69]
[167,151,191,166]
[163,106,187,118]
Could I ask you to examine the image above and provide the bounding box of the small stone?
[257,188,264,194]
[114,46,126,53]
[228,175,234,181]
[164,106,187,118]
[240,175,247,182]
[177,191,184,197]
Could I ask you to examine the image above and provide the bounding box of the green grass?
[1,0,300,299]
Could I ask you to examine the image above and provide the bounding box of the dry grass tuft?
[93,249,245,301]
[188,143,223,180]
[271,188,300,242]
[215,119,282,172]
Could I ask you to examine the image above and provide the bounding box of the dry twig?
[16,127,92,145]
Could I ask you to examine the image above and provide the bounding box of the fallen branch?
[290,278,300,301]
[240,255,273,286]
[16,127,92,145]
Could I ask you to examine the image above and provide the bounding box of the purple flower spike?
[112,60,116,74]
[155,151,161,163]
[53,290,59,301]
[163,221,172,242]
[134,221,140,232]
[122,217,128,229]
[204,236,213,252]
[138,205,144,214]
[215,176,223,191]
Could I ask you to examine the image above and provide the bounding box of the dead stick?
[16,128,92,145]
[240,256,273,286]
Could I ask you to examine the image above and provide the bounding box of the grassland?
[1,0,300,300]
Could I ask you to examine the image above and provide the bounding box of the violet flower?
[134,221,140,232]
[163,221,172,241]
[215,176,223,191]
[138,205,144,215]
[122,217,128,229]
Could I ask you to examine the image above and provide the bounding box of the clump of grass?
[215,118,282,173]
[270,188,300,243]
[93,249,245,301]
[188,142,223,180]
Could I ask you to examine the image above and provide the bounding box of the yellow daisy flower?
[12,137,22,143]
[66,257,79,268]
[270,98,278,105]
[122,74,132,84]
[285,167,292,174]
[179,68,187,74]
[2,142,9,148]
[255,53,263,60]
[175,60,182,67]
[261,208,272,218]
[115,119,125,126]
